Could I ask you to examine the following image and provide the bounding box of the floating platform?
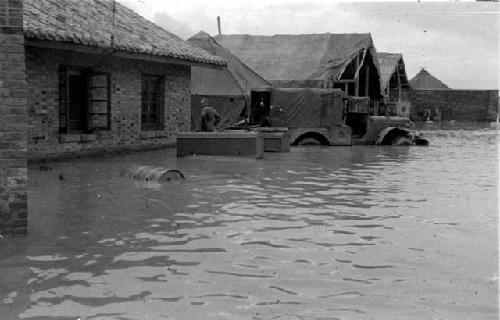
[256,127,290,152]
[177,131,264,158]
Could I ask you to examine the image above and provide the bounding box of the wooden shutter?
[87,72,111,131]
[58,69,68,133]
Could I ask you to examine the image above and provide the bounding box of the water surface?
[0,129,498,319]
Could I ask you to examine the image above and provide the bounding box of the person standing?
[200,98,221,132]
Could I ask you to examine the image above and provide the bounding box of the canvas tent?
[215,33,383,102]
[410,68,450,90]
[188,31,272,130]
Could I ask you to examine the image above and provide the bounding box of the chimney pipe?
[217,16,221,35]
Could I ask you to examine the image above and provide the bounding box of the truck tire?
[297,137,321,145]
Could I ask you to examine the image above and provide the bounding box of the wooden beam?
[335,79,355,84]
[396,63,401,101]
[355,52,360,96]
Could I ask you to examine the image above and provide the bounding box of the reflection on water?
[0,129,498,319]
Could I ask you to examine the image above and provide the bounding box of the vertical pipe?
[217,16,221,35]
[397,61,401,102]
[111,0,116,49]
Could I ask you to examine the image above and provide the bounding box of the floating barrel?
[128,166,185,182]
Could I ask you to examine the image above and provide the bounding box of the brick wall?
[25,46,191,160]
[409,89,499,122]
[0,0,28,235]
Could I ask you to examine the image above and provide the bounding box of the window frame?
[58,66,112,134]
[140,74,165,131]
[87,70,112,131]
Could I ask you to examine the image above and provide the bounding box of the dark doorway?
[345,112,369,138]
[250,91,271,125]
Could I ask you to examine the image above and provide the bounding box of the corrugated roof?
[188,31,271,97]
[215,33,380,85]
[378,52,407,90]
[23,0,226,67]
[410,69,450,89]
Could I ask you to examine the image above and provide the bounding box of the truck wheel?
[297,137,321,145]
[392,136,412,145]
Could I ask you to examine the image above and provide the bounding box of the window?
[141,74,164,131]
[59,67,111,133]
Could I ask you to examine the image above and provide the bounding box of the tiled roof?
[23,0,226,67]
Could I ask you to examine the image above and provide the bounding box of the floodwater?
[0,129,498,320]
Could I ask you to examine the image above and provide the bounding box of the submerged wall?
[25,47,191,160]
[0,0,28,234]
[409,89,499,122]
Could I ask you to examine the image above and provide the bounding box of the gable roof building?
[377,53,410,93]
[410,68,450,90]
[23,0,225,67]
[188,31,271,97]
[215,33,383,100]
[187,31,272,130]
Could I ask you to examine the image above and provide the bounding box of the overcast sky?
[119,0,499,90]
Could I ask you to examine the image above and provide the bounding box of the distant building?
[409,68,498,122]
[410,68,450,90]
[215,33,384,113]
[188,31,271,129]
[378,53,412,117]
[22,0,225,160]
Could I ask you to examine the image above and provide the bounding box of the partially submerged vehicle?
[269,87,428,146]
[375,126,429,146]
[214,33,428,146]
[269,88,351,146]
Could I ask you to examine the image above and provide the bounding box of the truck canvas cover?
[271,88,345,128]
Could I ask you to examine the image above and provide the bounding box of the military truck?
[270,87,427,146]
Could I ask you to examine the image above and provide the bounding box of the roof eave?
[25,38,226,70]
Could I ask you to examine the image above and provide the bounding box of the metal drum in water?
[128,166,185,182]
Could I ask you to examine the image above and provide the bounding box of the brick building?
[23,0,225,160]
[1,0,225,235]
[409,68,498,122]
[1,0,28,235]
[409,89,499,122]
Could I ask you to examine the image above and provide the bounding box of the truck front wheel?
[296,137,322,145]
